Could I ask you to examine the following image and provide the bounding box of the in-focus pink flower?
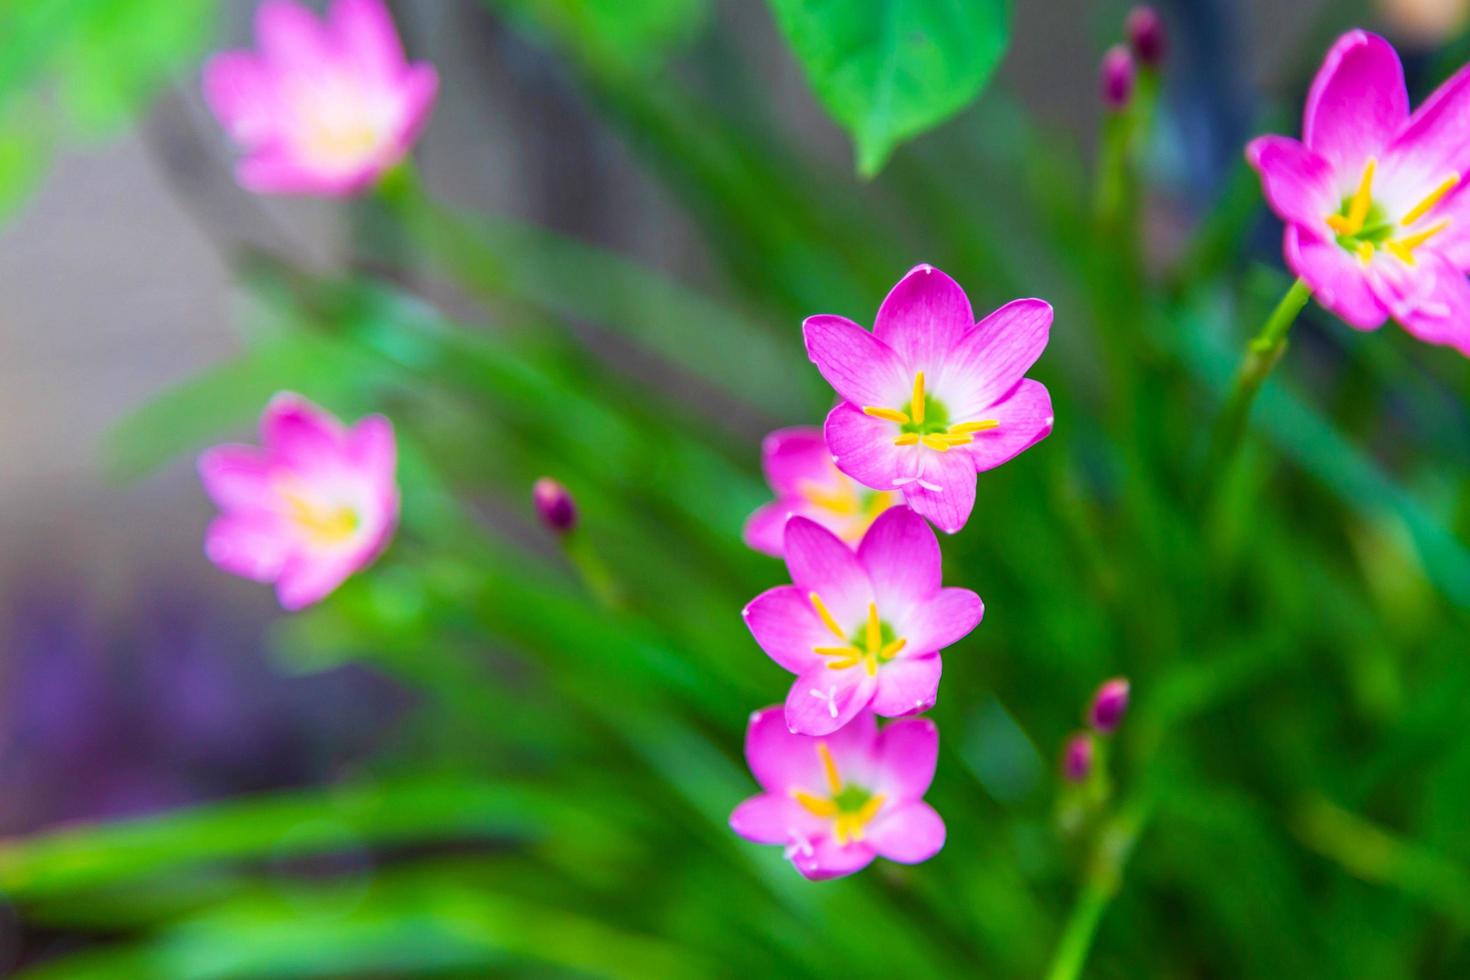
[1247,30,1470,355]
[742,508,983,736]
[743,427,899,557]
[804,265,1054,534]
[198,393,399,610]
[203,0,438,196]
[729,706,945,880]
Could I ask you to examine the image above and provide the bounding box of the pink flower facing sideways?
[199,394,399,610]
[744,507,983,736]
[744,427,899,557]
[804,265,1054,534]
[203,0,438,196]
[730,707,945,880]
[1248,30,1470,355]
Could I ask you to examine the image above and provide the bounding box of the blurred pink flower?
[1247,30,1470,355]
[203,0,438,196]
[729,707,945,880]
[743,427,898,557]
[804,265,1054,533]
[198,393,399,610]
[1088,677,1130,733]
[742,508,982,736]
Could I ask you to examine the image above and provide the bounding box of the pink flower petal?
[1381,61,1470,197]
[205,514,292,582]
[872,264,974,374]
[201,52,275,145]
[865,801,945,864]
[1370,251,1470,356]
[898,451,977,535]
[781,517,873,626]
[393,63,440,152]
[347,414,396,475]
[803,314,910,408]
[760,427,832,496]
[274,552,359,611]
[873,717,939,800]
[899,587,983,655]
[237,149,378,197]
[856,506,940,610]
[743,585,829,675]
[262,393,348,467]
[962,378,1055,474]
[789,834,876,880]
[255,0,331,69]
[1284,227,1389,329]
[197,444,274,513]
[329,0,406,77]
[1303,30,1407,176]
[743,498,799,557]
[745,705,876,794]
[784,663,878,737]
[869,655,942,717]
[825,402,906,492]
[1245,135,1339,230]
[729,793,824,845]
[937,298,1053,417]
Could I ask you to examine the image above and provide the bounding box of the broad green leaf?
[767,0,1010,177]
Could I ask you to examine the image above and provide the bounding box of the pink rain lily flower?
[1248,30,1470,355]
[804,265,1054,534]
[743,507,983,736]
[203,0,438,196]
[729,706,946,880]
[743,427,899,557]
[198,393,399,611]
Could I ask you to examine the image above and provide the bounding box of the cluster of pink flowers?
[733,265,1055,878]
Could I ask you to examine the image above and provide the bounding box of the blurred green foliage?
[3,0,1470,977]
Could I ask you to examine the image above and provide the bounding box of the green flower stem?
[562,531,624,612]
[1204,277,1313,483]
[1044,796,1153,980]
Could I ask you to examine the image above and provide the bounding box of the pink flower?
[198,393,399,610]
[729,707,945,880]
[742,507,983,736]
[803,265,1055,534]
[1247,30,1470,355]
[743,427,899,557]
[202,0,438,196]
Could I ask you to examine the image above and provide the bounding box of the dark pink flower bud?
[1126,6,1166,68]
[1089,677,1130,734]
[1100,46,1136,110]
[1062,732,1094,783]
[533,478,577,534]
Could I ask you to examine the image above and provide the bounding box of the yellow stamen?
[894,433,920,446]
[1386,220,1450,266]
[809,592,845,640]
[865,603,881,655]
[878,638,907,661]
[1332,156,1377,236]
[940,433,975,445]
[792,791,838,818]
[1355,240,1376,265]
[279,485,359,546]
[948,419,1000,434]
[814,645,860,658]
[816,742,842,794]
[920,434,952,452]
[863,406,911,424]
[911,372,926,426]
[799,480,858,516]
[1402,174,1461,226]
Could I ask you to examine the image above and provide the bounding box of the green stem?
[1044,798,1152,980]
[1204,277,1313,483]
[562,531,624,611]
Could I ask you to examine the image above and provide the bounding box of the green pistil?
[848,619,897,650]
[899,395,951,436]
[831,783,874,813]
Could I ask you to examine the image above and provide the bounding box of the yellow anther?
[894,433,920,446]
[878,638,907,661]
[911,372,926,426]
[1386,220,1450,266]
[792,791,838,818]
[865,603,881,654]
[1355,240,1376,265]
[949,419,1000,434]
[809,592,846,640]
[920,434,952,452]
[863,406,911,424]
[799,480,858,516]
[940,433,975,445]
[816,742,842,794]
[1402,174,1461,226]
[1344,157,1377,235]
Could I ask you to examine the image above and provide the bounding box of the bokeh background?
[4,0,1470,976]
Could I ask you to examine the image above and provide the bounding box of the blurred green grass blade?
[766,0,1010,177]
[486,0,709,78]
[0,779,607,900]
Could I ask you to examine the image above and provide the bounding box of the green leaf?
[486,0,709,77]
[767,0,1010,177]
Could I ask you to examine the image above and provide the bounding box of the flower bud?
[1088,677,1130,734]
[1100,46,1136,111]
[1125,6,1166,68]
[533,478,577,534]
[1062,732,1094,783]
